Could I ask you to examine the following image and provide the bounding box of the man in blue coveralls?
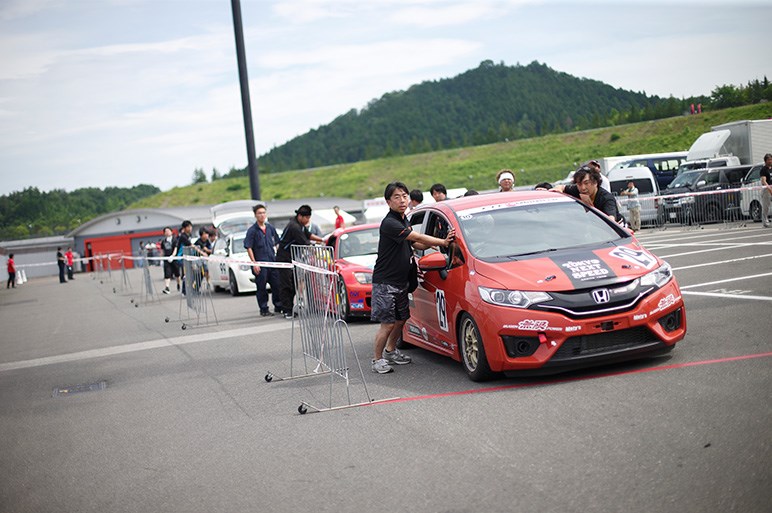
[244,203,283,317]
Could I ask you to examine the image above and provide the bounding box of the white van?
[607,166,664,227]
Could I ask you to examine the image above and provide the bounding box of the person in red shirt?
[65,247,75,280]
[334,205,345,229]
[6,254,16,288]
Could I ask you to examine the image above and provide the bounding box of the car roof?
[411,190,570,216]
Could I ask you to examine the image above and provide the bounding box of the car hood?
[471,243,661,291]
[662,186,691,195]
[338,254,377,270]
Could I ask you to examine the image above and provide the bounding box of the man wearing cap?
[496,169,515,192]
[276,205,324,319]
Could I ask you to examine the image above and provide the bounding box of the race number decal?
[435,289,449,332]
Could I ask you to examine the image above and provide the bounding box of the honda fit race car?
[402,191,686,381]
[325,223,380,320]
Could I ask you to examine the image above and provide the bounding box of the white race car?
[210,231,255,296]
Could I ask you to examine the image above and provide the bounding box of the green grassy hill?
[130,103,772,208]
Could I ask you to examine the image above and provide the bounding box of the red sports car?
[326,223,381,320]
[402,191,687,381]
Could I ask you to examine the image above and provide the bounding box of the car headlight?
[239,265,251,271]
[639,262,673,289]
[353,272,372,284]
[679,196,694,205]
[478,287,552,308]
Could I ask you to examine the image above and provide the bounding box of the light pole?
[231,0,260,200]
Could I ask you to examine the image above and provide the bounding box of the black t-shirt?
[276,217,312,263]
[57,250,65,266]
[372,209,413,286]
[563,184,620,221]
[176,231,192,256]
[194,238,212,254]
[160,236,176,257]
[761,166,772,188]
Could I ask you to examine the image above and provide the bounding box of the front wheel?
[458,313,495,382]
[336,275,350,320]
[749,200,761,222]
[229,270,239,296]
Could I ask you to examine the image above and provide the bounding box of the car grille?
[551,327,658,361]
[531,280,653,319]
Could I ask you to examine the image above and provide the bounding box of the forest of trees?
[0,185,160,240]
[255,60,712,173]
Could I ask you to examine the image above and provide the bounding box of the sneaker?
[384,348,412,365]
[284,312,294,320]
[371,358,394,374]
[260,311,274,317]
[162,287,170,295]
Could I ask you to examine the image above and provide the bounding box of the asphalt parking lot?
[1,223,770,513]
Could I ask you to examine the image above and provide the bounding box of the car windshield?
[232,236,246,254]
[338,228,379,258]
[219,217,253,236]
[457,198,627,260]
[668,171,701,189]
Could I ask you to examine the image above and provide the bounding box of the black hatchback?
[662,165,751,225]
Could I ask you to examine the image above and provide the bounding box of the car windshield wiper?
[504,248,559,259]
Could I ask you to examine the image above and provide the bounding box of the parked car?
[325,223,380,320]
[607,152,687,189]
[739,164,766,222]
[662,166,750,225]
[400,191,687,381]
[607,166,665,227]
[209,230,255,296]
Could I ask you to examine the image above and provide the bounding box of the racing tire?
[228,270,239,296]
[458,313,495,382]
[336,275,350,321]
[749,200,762,223]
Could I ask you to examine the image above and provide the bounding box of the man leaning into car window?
[370,182,455,374]
[552,165,624,224]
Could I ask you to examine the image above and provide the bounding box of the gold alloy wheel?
[461,316,479,370]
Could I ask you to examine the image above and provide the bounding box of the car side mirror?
[418,252,449,271]
[696,180,706,187]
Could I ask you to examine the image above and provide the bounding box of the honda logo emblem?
[592,288,611,304]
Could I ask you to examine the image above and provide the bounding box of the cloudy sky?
[1,0,769,195]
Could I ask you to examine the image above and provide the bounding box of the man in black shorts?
[370,182,455,374]
[160,227,179,294]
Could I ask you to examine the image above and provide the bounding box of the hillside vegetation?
[257,61,693,172]
[130,103,771,209]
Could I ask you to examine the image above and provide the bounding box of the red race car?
[325,223,381,320]
[402,191,687,381]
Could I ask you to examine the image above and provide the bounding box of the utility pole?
[230,0,260,200]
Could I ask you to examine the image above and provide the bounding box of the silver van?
[607,166,664,227]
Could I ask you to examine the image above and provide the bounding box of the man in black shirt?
[160,227,179,294]
[172,220,194,295]
[276,205,324,319]
[56,247,67,283]
[370,182,455,374]
[760,153,772,228]
[553,165,623,224]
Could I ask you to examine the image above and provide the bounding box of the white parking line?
[0,323,291,373]
[679,272,772,290]
[681,291,772,302]
[672,253,772,271]
[659,244,759,258]
[643,232,772,250]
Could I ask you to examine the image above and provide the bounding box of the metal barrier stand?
[265,244,397,414]
[176,247,218,330]
[136,255,160,307]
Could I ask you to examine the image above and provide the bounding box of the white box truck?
[711,119,772,165]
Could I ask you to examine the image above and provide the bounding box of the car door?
[211,237,229,286]
[411,210,464,355]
